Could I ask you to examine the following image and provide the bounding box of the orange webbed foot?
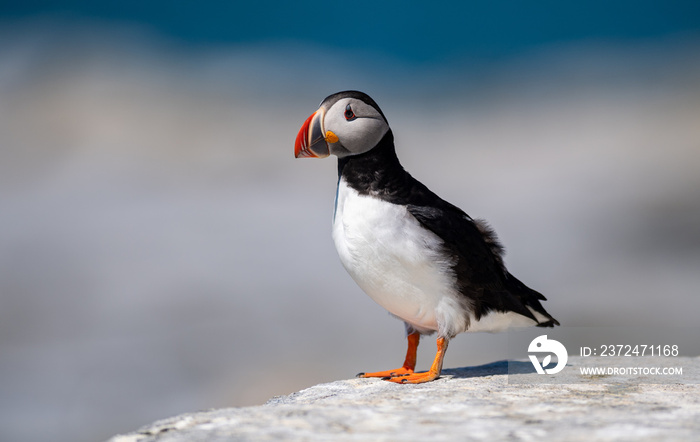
[384,370,440,384]
[383,336,448,385]
[357,332,420,379]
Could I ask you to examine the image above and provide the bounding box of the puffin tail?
[506,272,560,327]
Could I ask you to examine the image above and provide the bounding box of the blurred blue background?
[1,2,699,441]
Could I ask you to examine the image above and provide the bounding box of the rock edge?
[109,356,700,441]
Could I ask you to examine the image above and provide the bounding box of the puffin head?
[294,91,389,159]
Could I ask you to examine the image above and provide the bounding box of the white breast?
[332,179,470,337]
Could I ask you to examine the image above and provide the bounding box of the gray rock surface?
[110,357,700,441]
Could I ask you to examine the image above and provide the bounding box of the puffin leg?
[357,331,420,378]
[385,337,448,384]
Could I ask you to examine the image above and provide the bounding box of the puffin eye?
[344,105,355,120]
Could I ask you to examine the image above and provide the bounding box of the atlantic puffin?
[294,90,559,384]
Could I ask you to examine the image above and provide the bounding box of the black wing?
[407,202,558,326]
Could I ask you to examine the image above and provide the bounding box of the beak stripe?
[294,112,316,158]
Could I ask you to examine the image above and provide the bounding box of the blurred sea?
[1,20,699,442]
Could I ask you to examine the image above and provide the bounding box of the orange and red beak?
[294,109,330,158]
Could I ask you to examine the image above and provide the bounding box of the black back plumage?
[338,129,559,328]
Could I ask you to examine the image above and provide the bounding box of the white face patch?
[323,98,389,157]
